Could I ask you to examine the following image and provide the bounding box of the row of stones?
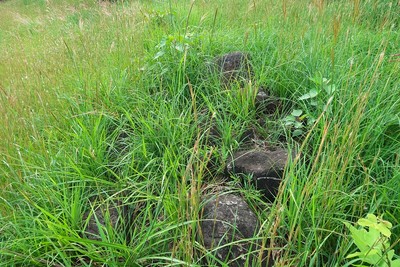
[201,52,296,266]
[82,52,294,266]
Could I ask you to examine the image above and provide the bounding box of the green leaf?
[292,129,303,137]
[167,35,175,41]
[363,255,383,265]
[387,249,395,261]
[357,248,382,265]
[174,43,184,52]
[366,213,378,222]
[283,115,296,124]
[307,117,316,126]
[376,223,391,238]
[154,51,165,60]
[324,84,336,95]
[391,259,400,267]
[358,214,392,237]
[347,252,363,259]
[358,214,377,227]
[347,224,379,251]
[309,75,322,86]
[291,109,303,117]
[345,215,399,267]
[299,89,318,100]
[294,121,303,128]
[346,224,367,250]
[156,38,167,49]
[381,219,393,229]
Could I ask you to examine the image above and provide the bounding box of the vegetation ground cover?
[0,0,399,266]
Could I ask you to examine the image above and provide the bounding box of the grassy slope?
[0,0,399,266]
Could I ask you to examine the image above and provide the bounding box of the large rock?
[201,193,268,266]
[227,148,294,201]
[214,52,253,86]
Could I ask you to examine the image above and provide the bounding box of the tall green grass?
[1,0,399,266]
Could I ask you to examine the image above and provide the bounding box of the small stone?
[214,52,253,86]
[255,87,281,115]
[201,193,264,266]
[227,148,294,201]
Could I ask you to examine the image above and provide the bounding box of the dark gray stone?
[201,193,266,266]
[214,52,253,86]
[255,87,281,115]
[227,148,294,201]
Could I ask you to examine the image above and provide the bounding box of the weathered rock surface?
[201,193,266,266]
[227,148,294,201]
[214,52,253,86]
